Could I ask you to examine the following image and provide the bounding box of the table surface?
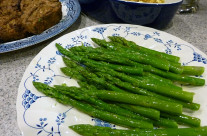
[1,1,207,135]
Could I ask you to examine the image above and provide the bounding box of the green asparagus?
[89,90,183,115]
[33,82,153,129]
[69,124,207,136]
[161,113,201,127]
[108,36,180,63]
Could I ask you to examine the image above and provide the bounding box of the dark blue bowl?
[78,0,96,4]
[109,0,183,29]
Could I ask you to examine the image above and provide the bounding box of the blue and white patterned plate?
[0,0,80,53]
[16,24,207,136]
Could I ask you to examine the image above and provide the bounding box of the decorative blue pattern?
[22,90,40,110]
[92,118,116,128]
[17,24,207,136]
[0,0,80,53]
[93,27,107,38]
[56,113,66,125]
[193,52,207,64]
[21,52,74,135]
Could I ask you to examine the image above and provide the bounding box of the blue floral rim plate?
[16,24,207,136]
[0,0,81,53]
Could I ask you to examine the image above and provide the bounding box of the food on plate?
[33,36,206,135]
[0,0,29,42]
[126,0,165,3]
[20,0,62,34]
[69,124,207,136]
[0,0,62,43]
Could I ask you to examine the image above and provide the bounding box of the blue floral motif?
[92,118,115,128]
[154,38,163,43]
[36,118,48,135]
[166,40,174,47]
[193,52,207,64]
[65,44,75,49]
[79,34,87,40]
[113,26,121,31]
[34,59,46,71]
[44,77,54,85]
[165,48,172,55]
[70,35,88,45]
[112,33,120,36]
[153,31,160,36]
[93,27,107,35]
[71,37,81,45]
[131,32,141,36]
[31,73,39,82]
[56,113,66,125]
[37,118,47,128]
[48,57,56,65]
[36,117,59,135]
[35,63,41,69]
[83,42,92,47]
[174,43,181,50]
[22,90,40,110]
[125,27,131,33]
[144,34,152,40]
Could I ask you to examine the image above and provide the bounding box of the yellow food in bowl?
[126,0,165,3]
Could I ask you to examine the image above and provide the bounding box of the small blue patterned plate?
[16,24,207,136]
[0,0,80,53]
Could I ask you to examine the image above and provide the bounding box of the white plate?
[0,0,80,53]
[16,24,207,136]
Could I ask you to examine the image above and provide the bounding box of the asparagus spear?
[59,62,183,115]
[64,52,178,91]
[54,85,160,120]
[61,56,199,110]
[64,55,178,91]
[76,74,199,126]
[95,72,200,110]
[92,38,204,75]
[143,72,174,85]
[70,45,171,71]
[108,36,180,63]
[63,55,143,75]
[69,124,207,136]
[61,66,125,92]
[67,42,204,86]
[61,54,195,104]
[62,57,125,92]
[33,82,153,129]
[182,66,205,76]
[116,93,199,127]
[93,53,204,86]
[92,38,183,74]
[89,90,183,115]
[54,83,178,128]
[161,113,201,127]
[77,81,179,128]
[131,74,182,91]
[86,62,194,103]
[115,103,160,120]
